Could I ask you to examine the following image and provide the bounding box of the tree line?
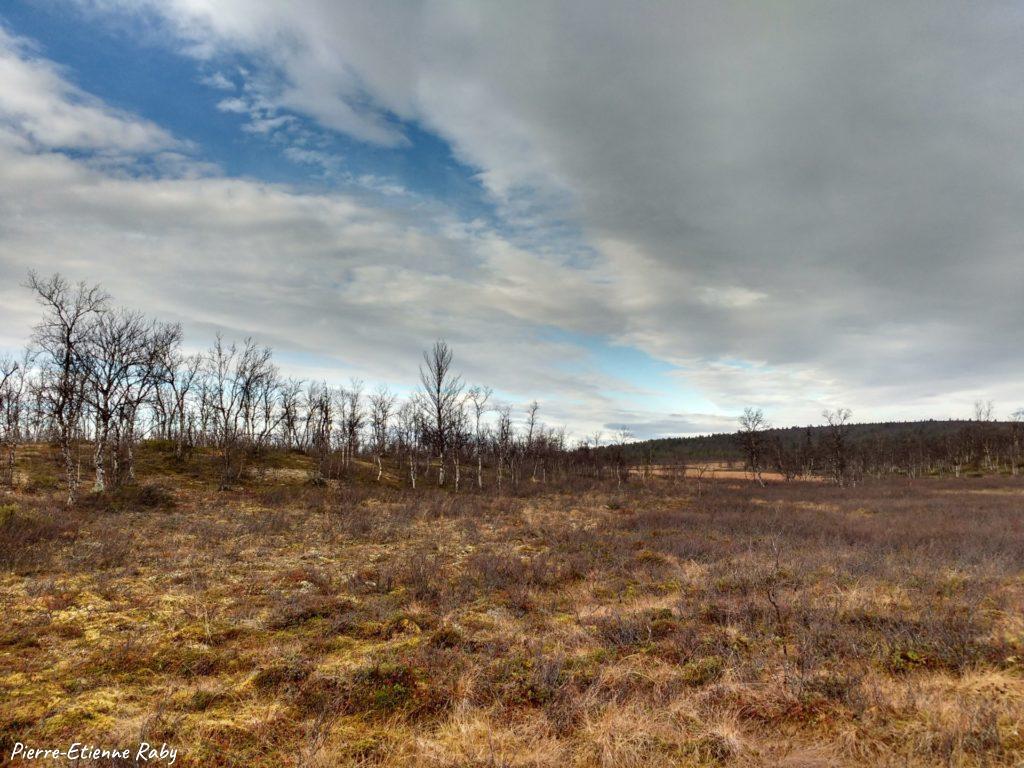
[3,274,1020,504]
[0,273,634,504]
[733,404,1024,486]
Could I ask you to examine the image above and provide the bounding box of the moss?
[680,655,724,686]
[252,656,312,692]
[38,689,121,736]
[180,687,229,712]
[0,504,18,525]
[0,625,42,649]
[265,594,355,630]
[429,625,463,649]
[351,662,418,713]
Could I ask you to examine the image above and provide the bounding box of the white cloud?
[0,25,182,154]
[199,71,235,90]
[215,97,247,113]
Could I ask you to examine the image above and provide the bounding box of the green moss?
[352,662,418,713]
[0,504,18,525]
[429,625,463,649]
[680,655,724,686]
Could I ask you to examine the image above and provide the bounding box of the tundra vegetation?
[1,275,1023,766]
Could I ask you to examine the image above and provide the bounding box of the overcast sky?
[1,2,1022,438]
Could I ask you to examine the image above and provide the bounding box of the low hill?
[605,419,1007,463]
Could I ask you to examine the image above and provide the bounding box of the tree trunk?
[4,443,13,487]
[61,434,78,505]
[93,418,110,493]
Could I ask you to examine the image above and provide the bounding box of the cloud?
[13,1,1024,429]
[0,25,657,438]
[0,25,183,154]
[199,71,235,91]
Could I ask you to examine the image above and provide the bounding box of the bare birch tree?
[465,385,492,488]
[27,272,109,504]
[823,408,853,486]
[368,384,396,481]
[737,407,769,486]
[0,355,27,488]
[419,340,463,486]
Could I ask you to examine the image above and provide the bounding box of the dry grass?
[2,447,1023,766]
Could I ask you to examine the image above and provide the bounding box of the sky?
[1,1,1022,439]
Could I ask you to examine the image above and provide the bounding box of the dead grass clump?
[871,606,1003,675]
[429,625,464,649]
[266,593,356,630]
[0,622,44,651]
[466,549,529,590]
[124,482,176,509]
[364,547,453,604]
[253,655,313,692]
[67,520,133,570]
[577,703,737,768]
[475,645,571,709]
[679,654,726,687]
[76,482,176,512]
[82,635,229,682]
[0,504,76,572]
[299,660,447,720]
[238,507,290,536]
[465,548,583,594]
[592,612,654,652]
[178,687,231,713]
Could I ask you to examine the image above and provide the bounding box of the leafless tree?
[1010,408,1024,476]
[974,399,994,422]
[737,407,769,486]
[27,272,109,504]
[368,384,396,481]
[82,309,156,492]
[279,378,305,450]
[465,385,492,488]
[206,335,275,488]
[111,321,179,485]
[525,400,542,480]
[305,382,333,482]
[419,340,463,486]
[972,399,996,471]
[395,396,424,488]
[0,354,27,488]
[823,408,853,486]
[342,379,364,470]
[495,405,513,493]
[612,426,634,487]
[157,347,203,459]
[450,400,470,491]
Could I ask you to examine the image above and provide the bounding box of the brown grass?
[2,447,1023,766]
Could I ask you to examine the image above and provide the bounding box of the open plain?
[3,446,1023,767]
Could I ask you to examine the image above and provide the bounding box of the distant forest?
[615,421,993,462]
[604,418,1023,483]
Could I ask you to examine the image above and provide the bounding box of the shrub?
[0,506,75,572]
